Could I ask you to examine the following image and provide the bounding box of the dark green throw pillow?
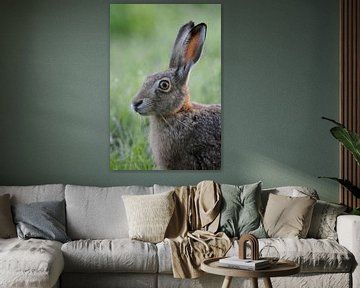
[12,200,70,243]
[218,182,266,238]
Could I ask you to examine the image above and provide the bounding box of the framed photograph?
[110,4,221,170]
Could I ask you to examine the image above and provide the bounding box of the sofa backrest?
[65,184,153,240]
[153,184,176,194]
[0,184,65,204]
[0,184,320,240]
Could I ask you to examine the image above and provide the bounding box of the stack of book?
[218,257,271,270]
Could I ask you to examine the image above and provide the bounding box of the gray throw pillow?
[12,200,70,243]
[218,182,266,238]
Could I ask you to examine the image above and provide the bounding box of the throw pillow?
[0,194,17,238]
[307,200,347,240]
[122,190,175,243]
[263,193,316,238]
[218,182,266,238]
[12,200,70,243]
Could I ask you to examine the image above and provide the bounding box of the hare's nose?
[132,99,143,112]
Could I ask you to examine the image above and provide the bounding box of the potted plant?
[320,117,360,215]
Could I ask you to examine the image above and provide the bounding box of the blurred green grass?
[110,4,221,170]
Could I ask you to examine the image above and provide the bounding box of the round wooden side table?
[201,257,300,288]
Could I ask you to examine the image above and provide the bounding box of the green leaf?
[322,116,344,127]
[318,177,360,198]
[351,208,360,215]
[330,127,360,165]
[322,117,360,165]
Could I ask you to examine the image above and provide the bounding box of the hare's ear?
[169,22,207,80]
[169,21,195,68]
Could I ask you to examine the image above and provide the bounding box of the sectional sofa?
[0,183,359,288]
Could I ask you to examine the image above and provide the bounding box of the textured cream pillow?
[263,193,316,238]
[0,194,17,238]
[122,191,175,243]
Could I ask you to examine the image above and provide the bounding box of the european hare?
[132,21,221,170]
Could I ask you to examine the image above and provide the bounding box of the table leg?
[263,277,273,288]
[251,278,258,288]
[222,276,233,288]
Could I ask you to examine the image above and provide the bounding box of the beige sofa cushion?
[62,239,158,273]
[65,185,153,239]
[263,193,316,238]
[0,238,63,288]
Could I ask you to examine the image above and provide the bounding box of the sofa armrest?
[337,215,360,288]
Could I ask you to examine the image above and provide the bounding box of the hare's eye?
[158,79,171,92]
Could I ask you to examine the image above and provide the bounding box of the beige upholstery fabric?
[61,239,158,273]
[159,237,352,274]
[263,193,316,238]
[0,194,16,238]
[337,215,360,288]
[0,238,63,288]
[225,238,353,273]
[260,238,353,273]
[157,273,237,288]
[265,273,351,288]
[157,272,351,288]
[153,184,176,194]
[156,240,173,274]
[61,273,157,288]
[0,184,65,204]
[122,191,175,243]
[65,185,153,239]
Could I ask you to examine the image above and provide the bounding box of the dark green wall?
[0,0,340,202]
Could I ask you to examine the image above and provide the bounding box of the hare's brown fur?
[132,21,221,170]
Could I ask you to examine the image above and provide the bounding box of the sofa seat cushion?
[228,238,354,273]
[157,238,353,274]
[61,239,158,273]
[0,238,64,288]
[260,238,353,272]
[156,240,173,274]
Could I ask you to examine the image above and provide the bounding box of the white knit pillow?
[122,191,175,243]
